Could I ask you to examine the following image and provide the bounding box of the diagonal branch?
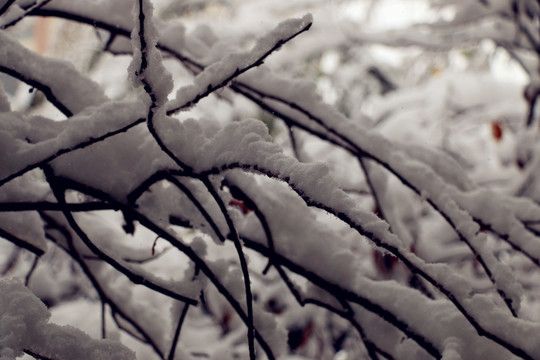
[165,15,312,115]
[0,227,45,256]
[0,0,53,29]
[0,0,16,16]
[0,117,146,188]
[0,65,73,116]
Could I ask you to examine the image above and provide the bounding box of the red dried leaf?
[229,198,252,214]
[491,121,503,142]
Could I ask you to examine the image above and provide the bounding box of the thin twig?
[24,255,39,286]
[0,227,45,256]
[0,201,120,212]
[101,301,107,339]
[165,18,312,115]
[202,177,256,360]
[0,0,17,16]
[168,303,190,360]
[0,117,146,188]
[0,0,54,29]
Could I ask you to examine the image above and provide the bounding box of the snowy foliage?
[2,0,540,359]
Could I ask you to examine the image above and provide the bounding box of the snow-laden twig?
[66,173,439,358]
[165,14,312,114]
[0,102,146,188]
[41,148,484,359]
[0,31,107,114]
[0,0,53,29]
[129,0,173,108]
[130,0,191,174]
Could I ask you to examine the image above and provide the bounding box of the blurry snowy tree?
[3,0,540,359]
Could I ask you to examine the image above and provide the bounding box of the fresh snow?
[0,278,135,360]
[2,0,540,359]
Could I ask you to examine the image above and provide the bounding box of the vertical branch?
[202,177,256,360]
[101,302,107,339]
[131,0,190,172]
[135,0,149,80]
[167,303,190,360]
[221,179,276,274]
[286,125,303,161]
[24,255,39,286]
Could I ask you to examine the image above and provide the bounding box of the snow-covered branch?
[3,0,540,359]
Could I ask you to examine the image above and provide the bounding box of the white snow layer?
[0,172,49,253]
[166,14,313,113]
[237,65,526,312]
[41,0,136,31]
[0,83,10,112]
[160,114,540,357]
[0,101,148,189]
[0,278,135,360]
[0,31,107,115]
[128,0,173,108]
